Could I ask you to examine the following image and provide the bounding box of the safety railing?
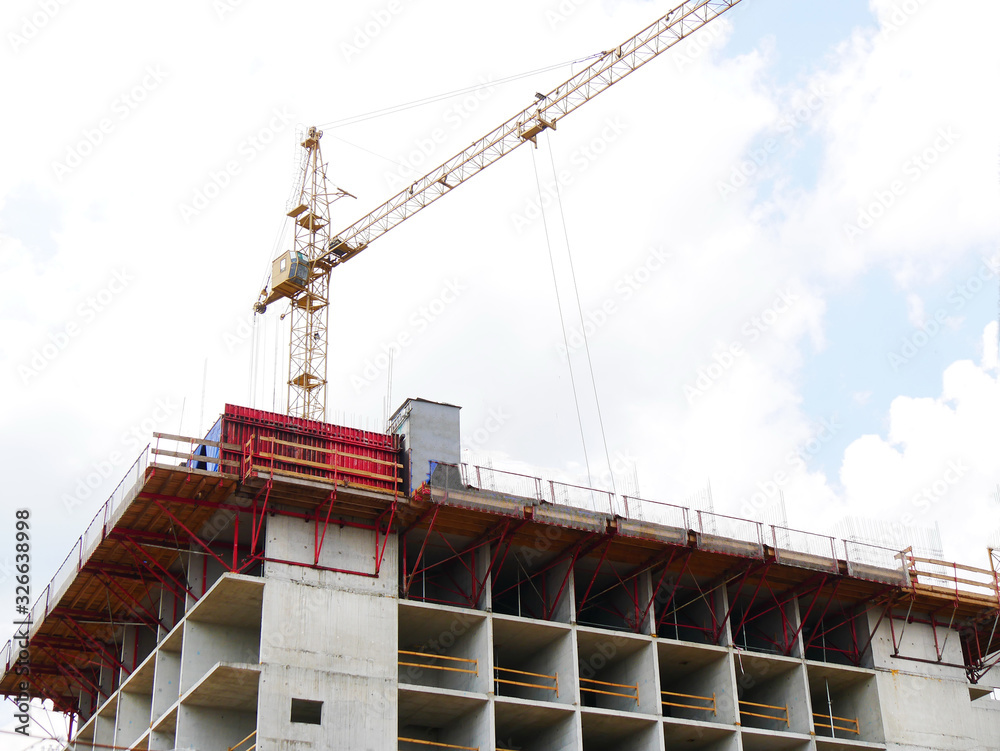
[10,445,149,643]
[399,739,478,750]
[398,650,479,676]
[903,548,1000,600]
[844,540,909,585]
[813,712,860,735]
[151,431,239,471]
[621,496,689,529]
[493,666,558,697]
[579,677,639,702]
[465,463,546,501]
[772,526,839,574]
[550,480,615,515]
[661,689,716,715]
[254,435,402,486]
[739,699,789,727]
[698,511,764,558]
[229,730,257,751]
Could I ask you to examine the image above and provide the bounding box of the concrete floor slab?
[580,708,658,747]
[740,727,813,750]
[662,718,737,748]
[182,662,260,712]
[815,738,887,751]
[187,575,264,627]
[398,686,486,727]
[494,696,574,729]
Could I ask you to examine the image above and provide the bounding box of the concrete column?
[114,690,152,749]
[257,513,399,751]
[151,650,181,722]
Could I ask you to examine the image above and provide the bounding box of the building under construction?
[3,398,1000,751]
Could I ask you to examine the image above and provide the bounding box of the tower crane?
[256,0,744,421]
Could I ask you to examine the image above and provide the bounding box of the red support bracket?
[712,560,772,644]
[251,479,273,554]
[120,536,198,603]
[33,643,107,701]
[59,618,130,678]
[375,501,398,575]
[314,489,339,565]
[150,498,237,574]
[654,551,696,635]
[403,505,441,597]
[575,538,614,620]
[96,572,167,633]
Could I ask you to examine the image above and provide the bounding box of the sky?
[1,0,999,743]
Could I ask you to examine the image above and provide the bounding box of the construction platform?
[3,399,999,751]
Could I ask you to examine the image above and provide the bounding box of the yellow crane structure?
[256,0,744,421]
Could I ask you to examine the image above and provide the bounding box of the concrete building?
[3,398,1000,751]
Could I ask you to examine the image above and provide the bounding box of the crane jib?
[315,0,742,269]
[265,0,744,421]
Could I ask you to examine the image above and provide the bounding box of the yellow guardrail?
[814,712,860,735]
[662,689,716,715]
[580,676,639,702]
[740,699,789,727]
[229,730,257,751]
[398,738,478,750]
[398,650,479,675]
[494,666,558,697]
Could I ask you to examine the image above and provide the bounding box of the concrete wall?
[869,613,989,750]
[151,649,181,720]
[114,690,151,748]
[258,512,398,751]
[175,705,256,751]
[392,398,460,493]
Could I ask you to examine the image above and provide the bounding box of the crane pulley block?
[519,114,556,144]
[327,237,367,263]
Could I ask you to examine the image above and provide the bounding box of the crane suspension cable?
[532,145,594,489]
[545,132,617,496]
[315,54,603,131]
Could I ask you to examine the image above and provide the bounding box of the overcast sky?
[2,0,999,742]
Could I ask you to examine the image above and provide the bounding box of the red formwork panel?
[220,404,401,491]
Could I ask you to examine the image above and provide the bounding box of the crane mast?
[258,0,744,421]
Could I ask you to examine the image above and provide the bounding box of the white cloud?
[837,323,1000,559]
